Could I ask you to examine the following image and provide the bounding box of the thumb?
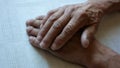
[81,24,98,48]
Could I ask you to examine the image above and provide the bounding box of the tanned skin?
[26,0,120,68]
[26,16,120,68]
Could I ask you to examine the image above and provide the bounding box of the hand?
[37,2,104,50]
[26,17,117,68]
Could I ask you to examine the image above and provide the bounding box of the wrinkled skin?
[36,2,103,50]
[26,16,117,68]
[26,0,120,68]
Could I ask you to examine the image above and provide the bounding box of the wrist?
[88,0,120,14]
[86,40,117,68]
[106,55,120,68]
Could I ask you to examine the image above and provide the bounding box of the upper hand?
[37,2,104,50]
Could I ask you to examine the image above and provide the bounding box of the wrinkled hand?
[37,2,104,50]
[26,16,118,68]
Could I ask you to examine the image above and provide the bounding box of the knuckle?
[26,19,34,26]
[47,8,58,15]
[36,16,43,20]
[29,37,35,44]
[27,27,33,34]
[39,27,48,37]
[48,15,57,21]
[38,32,44,38]
[64,25,73,35]
[47,10,54,15]
[52,22,62,30]
[72,11,80,18]
[65,7,74,14]
[34,39,39,45]
[74,10,81,16]
[34,20,38,25]
[66,6,74,11]
[42,39,49,44]
[73,10,86,20]
[74,8,84,15]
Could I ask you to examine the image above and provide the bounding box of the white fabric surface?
[0,0,120,68]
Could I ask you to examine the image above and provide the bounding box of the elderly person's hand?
[26,17,118,68]
[36,2,104,50]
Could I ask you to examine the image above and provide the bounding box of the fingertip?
[35,15,45,20]
[37,36,42,42]
[50,37,64,50]
[29,36,36,45]
[39,42,48,50]
[51,44,58,50]
[39,42,45,48]
[81,29,90,48]
[29,36,34,43]
[81,24,97,48]
[82,39,89,48]
[26,19,35,26]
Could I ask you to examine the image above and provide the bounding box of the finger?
[39,8,73,49]
[35,15,45,20]
[29,36,40,48]
[42,8,59,25]
[81,24,98,48]
[37,8,58,30]
[37,8,60,34]
[26,19,35,26]
[26,26,39,36]
[26,19,42,28]
[51,14,86,50]
[37,9,64,43]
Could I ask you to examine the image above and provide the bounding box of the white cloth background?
[0,0,120,68]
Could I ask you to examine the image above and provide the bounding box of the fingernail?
[84,39,89,48]
[29,37,33,43]
[40,42,46,49]
[51,44,58,50]
[37,36,42,42]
